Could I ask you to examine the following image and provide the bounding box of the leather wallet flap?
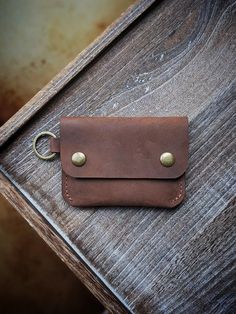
[60,116,188,179]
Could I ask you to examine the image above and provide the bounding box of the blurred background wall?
[0,1,135,313]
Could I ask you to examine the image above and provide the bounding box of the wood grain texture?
[0,0,156,146]
[0,173,129,314]
[0,0,236,313]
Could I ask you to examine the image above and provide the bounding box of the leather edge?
[62,171,186,208]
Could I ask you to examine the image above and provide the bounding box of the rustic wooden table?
[0,0,235,313]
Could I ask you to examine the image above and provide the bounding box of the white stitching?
[170,181,183,205]
[65,174,73,204]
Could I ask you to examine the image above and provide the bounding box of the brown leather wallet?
[46,116,189,208]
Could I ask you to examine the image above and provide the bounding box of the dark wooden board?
[0,0,236,313]
[0,0,156,146]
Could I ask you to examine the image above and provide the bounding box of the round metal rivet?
[72,152,86,166]
[160,152,175,167]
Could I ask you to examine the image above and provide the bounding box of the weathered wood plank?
[0,172,130,314]
[0,0,235,313]
[0,0,156,146]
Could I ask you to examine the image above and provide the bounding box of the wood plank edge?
[0,171,132,314]
[0,0,156,147]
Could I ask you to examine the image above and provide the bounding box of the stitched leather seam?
[65,174,73,204]
[65,174,183,206]
[170,181,183,204]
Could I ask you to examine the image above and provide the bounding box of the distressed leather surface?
[51,116,189,207]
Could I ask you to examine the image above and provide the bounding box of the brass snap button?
[72,152,86,166]
[33,131,57,161]
[160,152,175,167]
